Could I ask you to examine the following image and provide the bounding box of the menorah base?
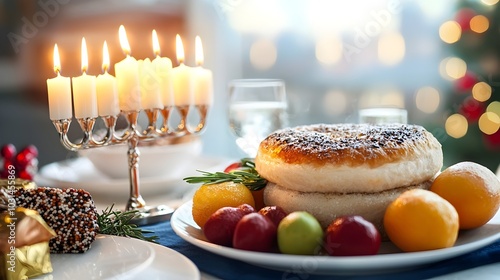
[130,204,175,226]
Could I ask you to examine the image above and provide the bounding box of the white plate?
[35,235,199,280]
[171,200,500,275]
[34,156,231,199]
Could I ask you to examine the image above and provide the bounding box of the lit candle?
[151,29,174,107]
[193,36,213,105]
[96,41,120,116]
[114,25,141,111]
[46,44,72,120]
[71,37,98,119]
[171,34,193,106]
[139,56,163,109]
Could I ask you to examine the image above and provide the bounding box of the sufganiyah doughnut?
[255,123,442,193]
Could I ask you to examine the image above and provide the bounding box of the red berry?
[0,170,9,179]
[325,216,381,256]
[15,152,35,170]
[3,159,14,171]
[1,144,16,159]
[25,158,39,174]
[20,145,38,158]
[224,162,242,173]
[1,161,16,178]
[18,170,33,180]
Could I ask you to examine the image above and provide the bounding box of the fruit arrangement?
[0,144,39,180]
[184,159,500,256]
[201,201,381,255]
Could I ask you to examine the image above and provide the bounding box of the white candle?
[71,37,98,119]
[114,25,141,111]
[46,44,72,120]
[171,34,193,106]
[96,41,120,116]
[193,36,213,105]
[139,57,163,109]
[151,29,174,107]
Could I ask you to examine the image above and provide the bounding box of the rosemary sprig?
[183,158,267,191]
[97,205,159,243]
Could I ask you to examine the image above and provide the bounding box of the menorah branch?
[51,104,209,225]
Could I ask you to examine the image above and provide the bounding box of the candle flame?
[176,34,185,64]
[81,37,88,73]
[119,25,131,56]
[195,36,204,66]
[53,44,61,74]
[102,41,110,73]
[152,29,161,57]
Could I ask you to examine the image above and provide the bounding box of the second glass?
[228,79,288,158]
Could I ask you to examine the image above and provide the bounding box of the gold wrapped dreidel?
[0,188,56,280]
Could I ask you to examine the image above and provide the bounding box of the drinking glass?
[228,79,288,157]
[358,107,408,124]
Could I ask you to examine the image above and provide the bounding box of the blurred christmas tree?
[440,0,500,171]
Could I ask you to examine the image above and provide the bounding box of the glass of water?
[228,79,288,157]
[358,107,408,124]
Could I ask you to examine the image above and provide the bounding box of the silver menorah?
[51,105,208,225]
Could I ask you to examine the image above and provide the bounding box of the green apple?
[277,211,323,255]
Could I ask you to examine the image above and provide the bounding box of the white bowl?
[79,136,202,179]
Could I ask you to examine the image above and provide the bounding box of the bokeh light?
[249,38,277,70]
[478,112,500,135]
[439,21,462,44]
[415,86,440,113]
[472,82,492,102]
[487,101,500,116]
[470,15,489,33]
[227,0,287,36]
[378,32,406,66]
[445,113,468,138]
[439,57,467,80]
[481,0,499,6]
[323,90,347,116]
[359,88,405,109]
[381,89,405,108]
[316,36,343,66]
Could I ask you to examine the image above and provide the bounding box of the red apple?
[238,204,255,215]
[258,206,287,227]
[325,216,381,256]
[203,205,253,247]
[233,213,277,252]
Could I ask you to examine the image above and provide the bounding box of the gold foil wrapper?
[0,179,36,191]
[1,208,56,280]
[0,179,36,213]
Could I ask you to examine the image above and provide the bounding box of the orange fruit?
[384,189,459,252]
[192,182,255,228]
[430,161,500,230]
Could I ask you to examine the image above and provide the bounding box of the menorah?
[47,26,213,225]
[51,105,208,225]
